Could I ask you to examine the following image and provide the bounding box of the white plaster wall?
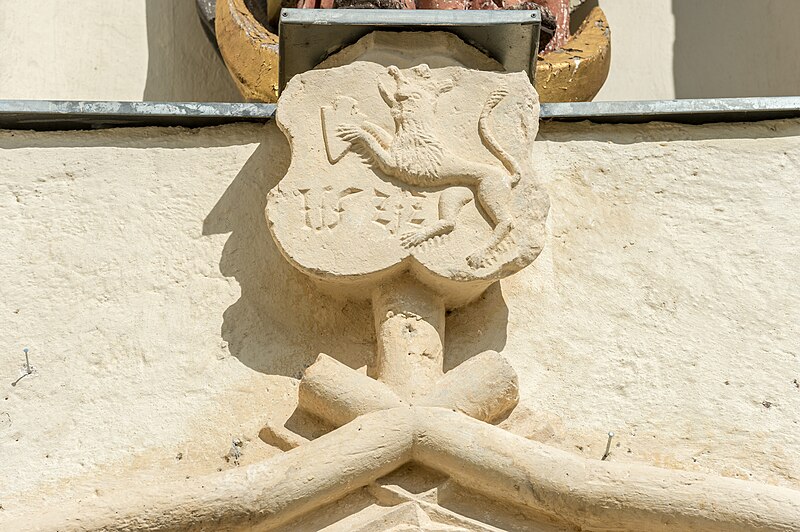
[596,0,800,101]
[0,0,241,102]
[594,0,676,101]
[0,119,798,522]
[670,0,800,99]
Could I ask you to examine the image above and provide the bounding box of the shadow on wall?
[673,0,800,98]
[444,283,509,373]
[203,128,372,379]
[144,0,242,102]
[202,123,508,379]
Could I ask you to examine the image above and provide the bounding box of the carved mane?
[391,123,444,182]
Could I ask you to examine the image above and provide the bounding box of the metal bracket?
[278,8,543,94]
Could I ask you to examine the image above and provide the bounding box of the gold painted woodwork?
[215,3,611,103]
[216,0,280,103]
[535,6,611,102]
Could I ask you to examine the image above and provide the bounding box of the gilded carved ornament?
[212,0,610,104]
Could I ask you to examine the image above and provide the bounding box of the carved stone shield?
[267,62,549,307]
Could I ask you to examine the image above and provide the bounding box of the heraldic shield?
[267,62,549,307]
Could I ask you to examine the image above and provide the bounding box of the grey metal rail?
[0,101,276,131]
[0,97,798,131]
[543,97,800,124]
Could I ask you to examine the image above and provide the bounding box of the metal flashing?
[278,8,543,92]
[542,97,800,125]
[0,97,798,131]
[0,100,276,131]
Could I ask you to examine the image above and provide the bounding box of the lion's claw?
[487,87,509,106]
[466,249,496,269]
[337,124,364,143]
[400,231,429,248]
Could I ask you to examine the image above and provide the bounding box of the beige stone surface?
[594,0,676,101]
[269,63,533,470]
[16,406,800,530]
[0,124,293,517]
[317,31,504,73]
[1,117,799,527]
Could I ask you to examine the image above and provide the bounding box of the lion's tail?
[479,88,522,186]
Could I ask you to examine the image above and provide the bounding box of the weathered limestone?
[299,353,407,427]
[264,61,556,528]
[417,348,518,423]
[372,277,446,398]
[267,63,549,307]
[267,60,542,427]
[13,408,800,531]
[316,31,505,73]
[298,348,518,430]
[262,61,800,530]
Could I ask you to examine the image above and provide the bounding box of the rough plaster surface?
[1,119,799,524]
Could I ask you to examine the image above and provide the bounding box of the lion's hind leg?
[401,187,472,248]
[467,169,515,269]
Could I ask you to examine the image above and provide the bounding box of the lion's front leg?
[337,124,393,169]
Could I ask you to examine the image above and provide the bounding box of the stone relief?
[372,188,427,235]
[334,65,523,269]
[268,62,550,307]
[297,186,363,230]
[263,62,552,528]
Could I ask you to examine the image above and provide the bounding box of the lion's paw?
[337,124,364,143]
[487,87,509,106]
[466,249,496,269]
[400,230,431,249]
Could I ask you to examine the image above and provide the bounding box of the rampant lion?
[337,64,527,269]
